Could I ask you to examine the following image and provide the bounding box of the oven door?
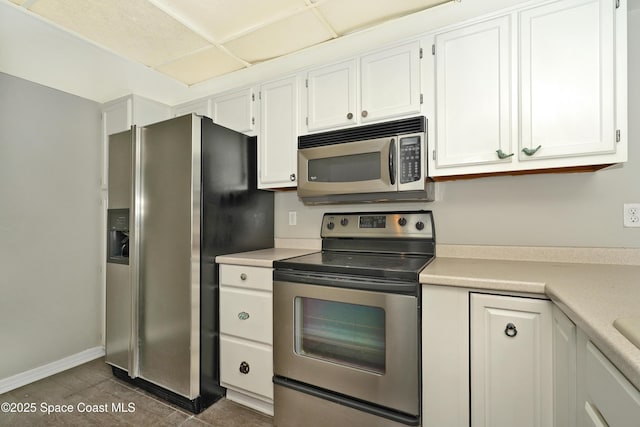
[273,279,419,416]
[297,137,397,197]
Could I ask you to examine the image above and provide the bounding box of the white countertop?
[215,247,317,268]
[420,256,640,392]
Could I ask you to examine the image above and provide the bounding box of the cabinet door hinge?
[259,91,262,100]
[420,94,424,104]
[306,117,309,126]
[252,93,255,102]
[432,44,435,55]
[616,129,621,142]
[616,0,620,8]
[419,48,423,59]
[252,117,255,125]
[432,150,436,160]
[305,79,309,88]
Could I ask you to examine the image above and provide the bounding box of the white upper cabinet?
[211,87,257,136]
[430,15,513,171]
[303,41,422,133]
[259,75,299,189]
[306,59,357,132]
[360,41,422,123]
[519,0,616,161]
[427,0,627,179]
[173,98,211,118]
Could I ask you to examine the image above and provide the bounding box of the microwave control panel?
[399,136,421,184]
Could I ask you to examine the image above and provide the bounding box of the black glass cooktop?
[274,250,433,282]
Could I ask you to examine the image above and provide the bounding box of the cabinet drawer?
[585,341,640,427]
[220,287,272,344]
[219,264,272,291]
[220,337,273,400]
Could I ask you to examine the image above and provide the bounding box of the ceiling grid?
[7,0,452,86]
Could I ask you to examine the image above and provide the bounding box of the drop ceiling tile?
[223,10,333,63]
[318,0,451,35]
[155,46,245,85]
[149,0,308,42]
[29,0,211,67]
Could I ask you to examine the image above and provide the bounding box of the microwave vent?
[298,116,426,149]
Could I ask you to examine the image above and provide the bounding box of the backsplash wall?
[274,9,640,250]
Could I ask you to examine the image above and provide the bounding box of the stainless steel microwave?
[297,116,434,204]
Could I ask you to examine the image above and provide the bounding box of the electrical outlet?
[623,203,640,227]
[288,211,297,226]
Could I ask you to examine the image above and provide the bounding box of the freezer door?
[136,115,200,399]
[105,130,133,371]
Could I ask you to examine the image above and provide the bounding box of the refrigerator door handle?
[129,125,141,379]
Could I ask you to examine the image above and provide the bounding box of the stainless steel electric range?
[273,210,435,427]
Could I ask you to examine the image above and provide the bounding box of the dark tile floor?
[0,358,273,426]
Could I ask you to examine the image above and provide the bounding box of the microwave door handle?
[389,138,396,185]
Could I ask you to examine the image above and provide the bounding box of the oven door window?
[294,297,385,374]
[308,152,381,182]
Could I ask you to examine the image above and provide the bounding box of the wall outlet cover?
[623,203,640,228]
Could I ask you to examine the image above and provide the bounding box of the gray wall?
[274,9,640,249]
[0,72,102,379]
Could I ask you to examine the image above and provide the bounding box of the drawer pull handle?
[505,323,518,338]
[238,311,250,320]
[240,273,247,281]
[239,361,250,374]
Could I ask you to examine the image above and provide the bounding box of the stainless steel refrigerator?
[105,114,274,412]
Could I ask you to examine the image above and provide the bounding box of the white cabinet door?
[582,338,640,427]
[212,87,256,135]
[306,59,357,132]
[553,305,577,427]
[470,293,553,427]
[173,98,211,118]
[432,15,513,171]
[519,0,616,161]
[259,76,299,189]
[360,41,421,123]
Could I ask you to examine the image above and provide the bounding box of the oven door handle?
[273,270,418,295]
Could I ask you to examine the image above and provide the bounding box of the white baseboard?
[0,346,105,395]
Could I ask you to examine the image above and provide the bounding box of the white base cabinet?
[422,286,553,427]
[219,264,274,415]
[470,293,553,427]
[553,305,577,427]
[577,329,640,427]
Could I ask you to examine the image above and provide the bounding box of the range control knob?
[340,218,349,226]
[327,221,335,230]
[398,217,407,227]
[415,221,425,231]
